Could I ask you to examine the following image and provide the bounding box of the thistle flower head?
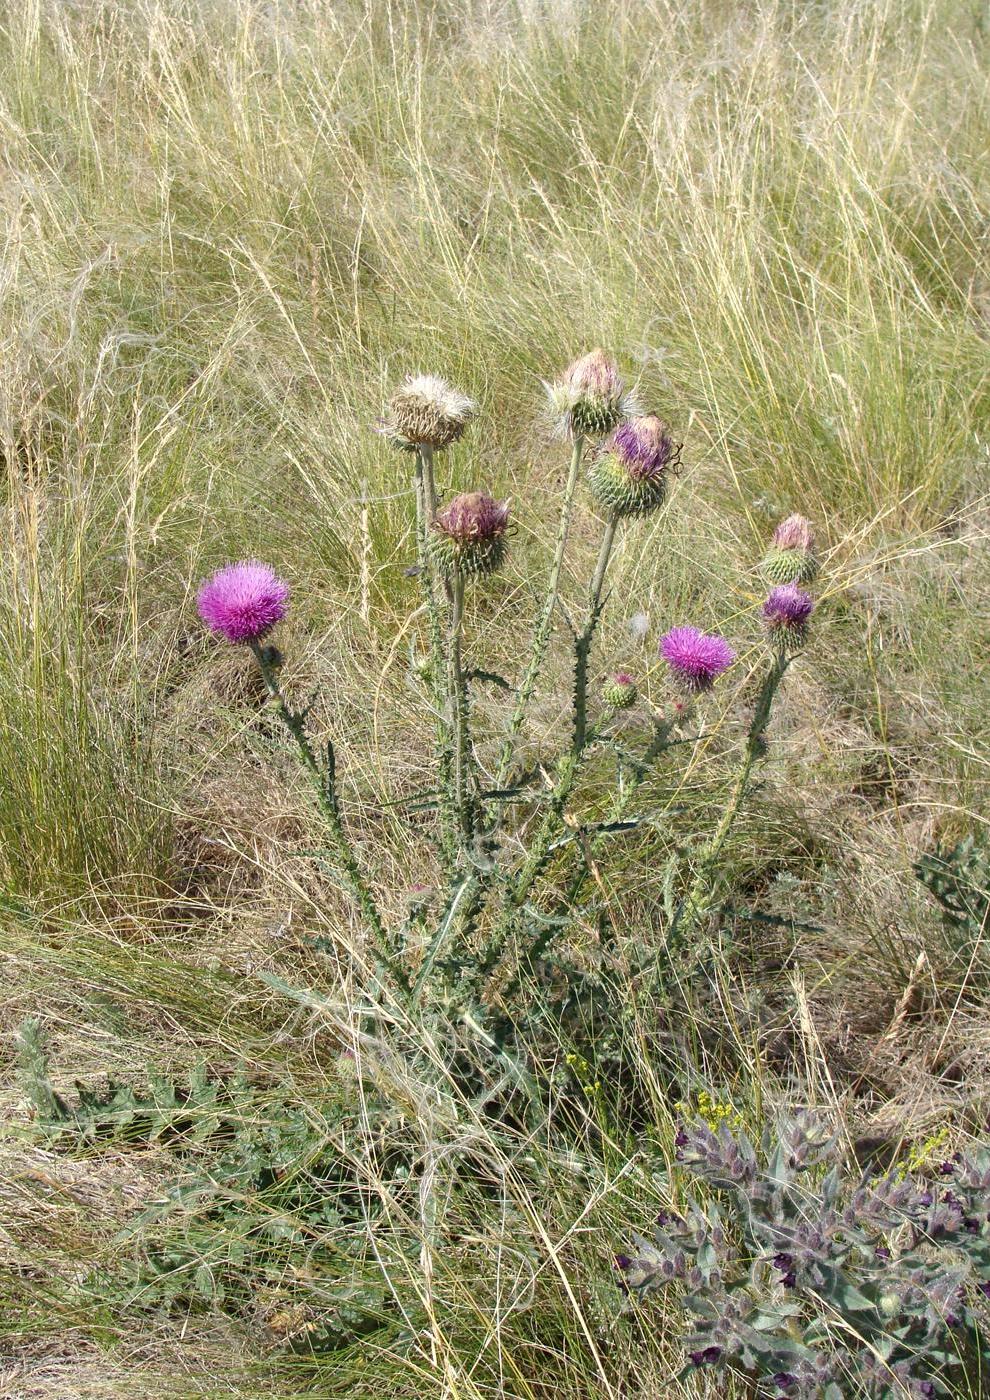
[197,561,289,644]
[603,671,638,711]
[381,374,475,451]
[763,513,819,585]
[773,513,815,552]
[545,348,634,440]
[431,490,510,578]
[762,584,814,652]
[660,626,735,693]
[588,413,679,518]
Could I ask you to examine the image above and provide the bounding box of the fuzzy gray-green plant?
[618,1112,990,1397]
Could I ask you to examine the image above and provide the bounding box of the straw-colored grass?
[1,0,988,1394]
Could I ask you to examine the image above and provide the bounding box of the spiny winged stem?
[248,641,408,996]
[674,651,790,945]
[447,571,475,849]
[495,433,585,786]
[573,511,619,753]
[414,445,456,866]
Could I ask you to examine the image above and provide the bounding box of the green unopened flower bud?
[430,491,510,578]
[603,671,638,710]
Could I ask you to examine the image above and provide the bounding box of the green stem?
[414,448,456,867]
[447,572,473,847]
[248,641,407,995]
[573,512,619,754]
[674,651,789,943]
[496,434,585,785]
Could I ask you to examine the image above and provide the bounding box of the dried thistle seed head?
[545,348,635,439]
[197,560,289,644]
[430,490,510,577]
[762,514,819,584]
[660,626,736,694]
[603,671,638,710]
[588,413,679,517]
[381,374,475,451]
[762,584,815,652]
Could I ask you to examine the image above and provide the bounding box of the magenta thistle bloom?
[660,626,735,692]
[197,560,289,644]
[762,584,814,651]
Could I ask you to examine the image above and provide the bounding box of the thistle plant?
[195,357,823,1046]
[617,1112,990,1397]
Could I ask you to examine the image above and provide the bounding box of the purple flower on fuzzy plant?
[198,561,289,644]
[688,1346,721,1368]
[660,626,736,693]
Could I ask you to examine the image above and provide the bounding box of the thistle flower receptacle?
[197,561,289,644]
[430,490,510,578]
[380,374,475,451]
[762,513,819,585]
[545,348,635,440]
[588,414,680,518]
[762,584,814,652]
[660,626,736,694]
[603,671,638,710]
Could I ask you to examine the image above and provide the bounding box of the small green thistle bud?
[603,671,637,710]
[430,491,510,578]
[587,414,679,519]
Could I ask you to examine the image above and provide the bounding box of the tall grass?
[1,0,988,1394]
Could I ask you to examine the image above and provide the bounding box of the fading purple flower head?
[562,348,622,399]
[660,626,736,693]
[773,513,815,553]
[197,561,289,644]
[434,490,510,542]
[610,414,679,481]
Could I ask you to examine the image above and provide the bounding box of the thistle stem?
[573,512,619,754]
[496,433,585,785]
[248,642,407,994]
[674,651,789,943]
[414,448,456,866]
[447,572,473,847]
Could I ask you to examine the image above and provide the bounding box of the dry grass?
[1,0,989,1394]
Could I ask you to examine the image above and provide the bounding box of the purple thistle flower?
[660,626,736,693]
[197,561,289,645]
[762,584,814,651]
[688,1346,721,1368]
[610,414,679,481]
[435,491,510,542]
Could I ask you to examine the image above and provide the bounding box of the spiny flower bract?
[198,561,289,644]
[660,626,736,693]
[381,374,475,451]
[588,413,679,517]
[430,490,510,578]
